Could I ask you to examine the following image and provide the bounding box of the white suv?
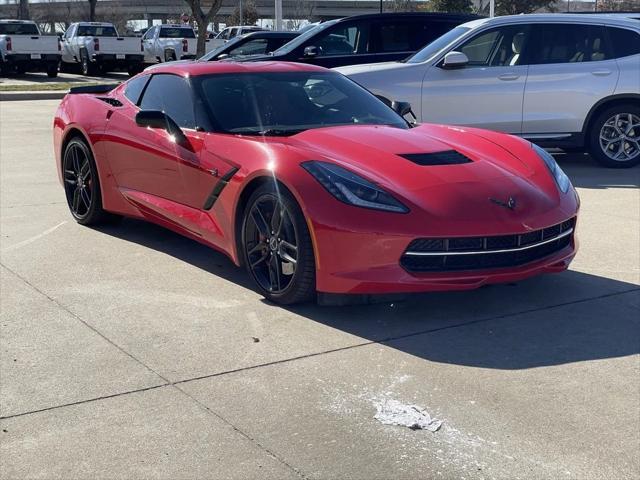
[337,14,640,167]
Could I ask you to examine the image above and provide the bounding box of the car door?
[142,26,157,63]
[521,23,620,136]
[104,74,230,234]
[421,24,532,133]
[61,24,76,62]
[296,20,372,68]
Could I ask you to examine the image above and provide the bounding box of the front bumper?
[301,183,580,295]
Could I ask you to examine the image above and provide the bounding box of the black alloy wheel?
[242,183,315,304]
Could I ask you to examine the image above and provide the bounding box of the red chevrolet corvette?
[53,61,579,304]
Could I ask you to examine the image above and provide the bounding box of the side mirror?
[303,45,319,58]
[135,110,187,145]
[391,101,414,118]
[441,51,469,70]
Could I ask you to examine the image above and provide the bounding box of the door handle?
[591,69,612,76]
[498,73,520,81]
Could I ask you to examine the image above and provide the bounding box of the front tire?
[62,137,119,225]
[241,183,316,304]
[589,105,640,168]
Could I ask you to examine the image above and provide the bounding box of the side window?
[124,75,149,105]
[229,38,269,56]
[229,28,239,39]
[458,25,531,67]
[607,27,640,59]
[219,28,230,40]
[530,24,610,64]
[64,25,75,39]
[375,21,412,53]
[314,22,369,56]
[142,27,155,40]
[139,74,196,129]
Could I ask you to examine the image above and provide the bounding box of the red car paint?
[53,61,579,296]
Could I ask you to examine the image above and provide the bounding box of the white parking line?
[2,221,67,252]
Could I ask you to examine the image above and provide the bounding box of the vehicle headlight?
[532,144,571,194]
[302,161,409,213]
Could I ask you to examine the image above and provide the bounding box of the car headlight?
[532,144,571,194]
[302,161,409,213]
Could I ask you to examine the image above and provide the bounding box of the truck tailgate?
[96,37,141,55]
[5,36,59,54]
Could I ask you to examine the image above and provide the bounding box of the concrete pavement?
[1,100,638,479]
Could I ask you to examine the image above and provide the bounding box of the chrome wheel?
[599,113,640,162]
[63,142,93,219]
[244,193,299,294]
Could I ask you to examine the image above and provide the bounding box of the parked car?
[200,31,299,61]
[239,13,479,68]
[142,24,198,63]
[61,22,144,76]
[53,62,578,305]
[0,19,60,77]
[209,25,266,49]
[337,14,640,168]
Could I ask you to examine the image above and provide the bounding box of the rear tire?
[80,50,96,76]
[127,63,143,76]
[164,50,176,62]
[62,137,121,226]
[46,61,58,78]
[241,182,316,305]
[589,105,640,168]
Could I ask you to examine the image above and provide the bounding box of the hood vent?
[399,150,472,166]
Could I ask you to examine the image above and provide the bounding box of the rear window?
[77,25,118,37]
[159,27,196,39]
[607,27,640,58]
[0,22,39,35]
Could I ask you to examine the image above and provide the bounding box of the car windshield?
[405,26,470,63]
[272,20,339,55]
[0,23,39,35]
[159,27,196,38]
[195,71,408,135]
[77,25,118,37]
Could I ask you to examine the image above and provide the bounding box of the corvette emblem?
[489,196,517,210]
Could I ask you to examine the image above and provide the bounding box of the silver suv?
[337,14,640,167]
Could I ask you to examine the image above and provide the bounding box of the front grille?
[401,217,575,273]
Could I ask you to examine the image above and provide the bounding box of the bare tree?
[387,0,418,12]
[288,0,317,30]
[427,0,473,13]
[183,0,224,57]
[597,0,640,11]
[18,0,30,20]
[495,0,556,14]
[34,0,87,32]
[227,0,259,26]
[87,0,98,22]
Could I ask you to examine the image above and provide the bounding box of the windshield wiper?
[257,128,307,136]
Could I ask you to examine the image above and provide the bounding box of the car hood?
[334,61,408,76]
[282,124,560,220]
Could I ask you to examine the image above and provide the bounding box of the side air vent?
[97,97,123,107]
[399,150,472,166]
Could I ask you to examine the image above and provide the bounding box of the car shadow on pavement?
[554,153,640,189]
[96,217,640,371]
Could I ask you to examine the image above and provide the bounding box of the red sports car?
[53,61,579,305]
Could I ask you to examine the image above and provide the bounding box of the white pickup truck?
[142,24,199,63]
[61,22,144,76]
[0,19,61,77]
[209,25,265,50]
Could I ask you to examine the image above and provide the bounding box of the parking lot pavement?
[1,100,639,479]
[0,71,129,88]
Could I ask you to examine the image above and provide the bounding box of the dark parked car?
[239,12,480,68]
[200,31,299,61]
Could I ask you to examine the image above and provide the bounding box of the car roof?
[145,61,327,77]
[333,12,482,22]
[461,13,640,29]
[238,31,299,39]
[76,22,116,26]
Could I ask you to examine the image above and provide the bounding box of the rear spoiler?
[68,83,119,95]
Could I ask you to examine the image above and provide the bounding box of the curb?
[0,90,67,101]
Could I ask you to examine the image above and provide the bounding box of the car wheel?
[80,50,96,76]
[164,50,176,62]
[46,61,58,78]
[62,137,120,225]
[15,63,26,75]
[589,105,640,168]
[127,63,143,77]
[241,183,316,304]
